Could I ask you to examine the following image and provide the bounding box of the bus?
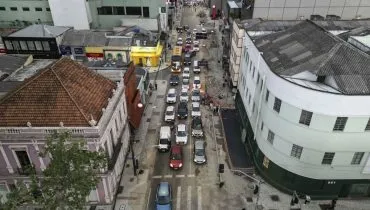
[171,46,182,73]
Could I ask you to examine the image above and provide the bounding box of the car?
[183,25,189,31]
[180,89,189,102]
[186,33,192,40]
[165,106,175,122]
[193,61,200,74]
[193,40,200,45]
[166,88,177,104]
[186,38,192,44]
[192,117,204,138]
[193,76,201,89]
[193,140,206,164]
[184,53,192,66]
[169,74,179,86]
[202,28,207,33]
[176,124,188,145]
[182,67,190,79]
[193,43,200,52]
[193,28,197,35]
[191,89,201,102]
[177,102,188,119]
[191,102,201,117]
[182,78,190,90]
[155,182,173,209]
[176,37,183,45]
[169,145,183,169]
[158,126,171,152]
[184,44,192,53]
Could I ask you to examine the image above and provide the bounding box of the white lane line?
[145,187,151,210]
[164,174,173,178]
[152,175,162,179]
[176,174,186,178]
[187,186,192,210]
[176,186,181,210]
[188,174,195,178]
[197,186,202,210]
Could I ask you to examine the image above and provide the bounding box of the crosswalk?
[152,174,196,179]
[173,185,202,210]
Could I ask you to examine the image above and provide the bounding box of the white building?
[237,20,370,198]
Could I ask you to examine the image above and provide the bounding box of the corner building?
[237,20,370,199]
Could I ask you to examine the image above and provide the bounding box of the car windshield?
[166,110,174,115]
[171,153,182,160]
[178,131,186,136]
[170,76,178,81]
[193,120,202,129]
[160,139,169,144]
[195,149,204,156]
[192,91,200,96]
[184,70,189,74]
[181,92,188,96]
[168,93,175,97]
[193,106,200,111]
[194,80,200,84]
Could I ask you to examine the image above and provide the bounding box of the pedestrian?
[149,83,153,91]
[154,83,158,90]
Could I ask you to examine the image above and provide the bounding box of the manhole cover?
[270,195,280,201]
[157,95,165,98]
[246,197,253,202]
[146,118,151,122]
[152,111,160,116]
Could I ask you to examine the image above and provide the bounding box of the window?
[4,40,13,50]
[245,51,249,63]
[74,47,83,54]
[351,152,364,165]
[248,94,251,105]
[143,7,149,17]
[35,7,42,11]
[290,144,303,159]
[22,7,30,11]
[267,130,274,144]
[252,67,255,78]
[0,7,5,11]
[14,150,31,169]
[265,89,269,102]
[34,41,43,51]
[12,41,20,50]
[261,122,264,131]
[245,88,248,99]
[273,97,281,113]
[263,156,269,168]
[161,7,166,13]
[110,129,115,146]
[126,7,141,15]
[26,41,35,50]
[257,73,260,85]
[322,152,335,165]
[46,8,50,12]
[113,6,125,15]
[115,119,119,132]
[10,7,17,11]
[42,41,50,51]
[260,79,263,91]
[333,117,347,131]
[252,102,256,113]
[19,41,28,50]
[365,118,370,131]
[97,6,113,15]
[299,110,313,126]
[249,61,252,72]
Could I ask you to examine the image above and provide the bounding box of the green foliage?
[1,131,107,210]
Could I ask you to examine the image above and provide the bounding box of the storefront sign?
[86,53,104,58]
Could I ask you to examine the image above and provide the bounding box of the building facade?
[0,58,131,208]
[237,20,370,199]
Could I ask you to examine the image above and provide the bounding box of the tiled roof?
[0,57,116,127]
[254,20,370,95]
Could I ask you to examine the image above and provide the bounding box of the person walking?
[154,83,158,90]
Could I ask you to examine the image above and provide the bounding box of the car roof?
[177,123,186,130]
[168,88,176,93]
[194,76,200,80]
[192,102,200,107]
[166,106,174,111]
[195,140,205,149]
[158,182,170,196]
[184,67,190,71]
[181,89,188,93]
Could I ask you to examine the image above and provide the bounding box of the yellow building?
[130,42,163,67]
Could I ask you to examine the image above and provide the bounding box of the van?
[158,126,171,152]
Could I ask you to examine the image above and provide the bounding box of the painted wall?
[49,0,91,30]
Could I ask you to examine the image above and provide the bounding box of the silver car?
[193,140,206,164]
[191,102,201,117]
[180,90,189,102]
[191,89,201,102]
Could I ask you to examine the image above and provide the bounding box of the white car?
[182,78,190,90]
[180,89,189,102]
[193,44,200,52]
[166,88,177,104]
[165,106,175,122]
[193,76,201,89]
[191,102,201,117]
[193,61,200,74]
[176,124,188,145]
[193,40,199,45]
[182,67,190,79]
[193,28,197,35]
[191,89,201,102]
[202,28,206,33]
[176,37,183,45]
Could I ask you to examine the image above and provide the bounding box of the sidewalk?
[114,80,167,210]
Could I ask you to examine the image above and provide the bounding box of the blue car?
[155,182,172,210]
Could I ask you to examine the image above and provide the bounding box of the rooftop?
[0,55,29,79]
[4,59,55,82]
[0,57,116,127]
[7,25,70,38]
[0,81,22,93]
[254,20,370,95]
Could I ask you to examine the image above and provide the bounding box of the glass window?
[257,73,260,85]
[35,7,42,11]
[27,41,35,50]
[260,121,264,131]
[42,41,50,51]
[161,7,166,13]
[322,152,335,165]
[252,102,255,113]
[299,110,313,126]
[273,97,281,113]
[19,41,28,50]
[46,8,50,12]
[22,7,30,11]
[126,7,141,15]
[143,7,149,17]
[333,117,347,131]
[113,7,125,15]
[10,7,17,11]
[365,118,370,131]
[34,41,43,51]
[97,6,113,15]
[74,48,83,54]
[291,144,303,159]
[4,40,13,50]
[351,152,364,165]
[0,7,5,11]
[265,89,269,102]
[12,41,20,50]
[267,130,274,144]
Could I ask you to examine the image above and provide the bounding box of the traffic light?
[218,164,224,173]
[253,185,259,194]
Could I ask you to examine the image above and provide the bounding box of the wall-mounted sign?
[74,47,84,54]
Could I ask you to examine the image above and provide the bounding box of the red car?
[184,44,192,53]
[169,145,183,170]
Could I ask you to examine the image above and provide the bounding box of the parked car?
[193,140,206,164]
[191,102,201,117]
[169,145,183,169]
[193,61,200,74]
[191,89,201,102]
[155,182,173,209]
[165,106,175,122]
[184,53,192,66]
[176,124,188,145]
[191,117,204,138]
[177,102,188,119]
[180,89,189,102]
[193,43,200,52]
[182,67,190,79]
[166,88,177,104]
[158,126,171,152]
[182,78,190,90]
[193,76,201,89]
[169,74,179,85]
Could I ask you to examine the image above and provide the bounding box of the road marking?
[176,174,186,178]
[187,186,192,210]
[197,186,202,210]
[176,186,181,210]
[188,174,195,178]
[164,174,173,178]
[152,175,162,179]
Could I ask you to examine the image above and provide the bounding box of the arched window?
[107,53,113,59]
[117,53,123,61]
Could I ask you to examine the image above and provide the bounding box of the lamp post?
[130,102,143,176]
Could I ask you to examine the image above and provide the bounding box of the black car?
[184,53,192,66]
[186,38,192,44]
[177,102,188,119]
[169,75,179,86]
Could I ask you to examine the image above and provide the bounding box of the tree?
[1,131,107,210]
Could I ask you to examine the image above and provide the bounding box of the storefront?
[130,42,163,67]
[85,47,104,61]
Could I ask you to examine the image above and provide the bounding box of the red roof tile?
[0,57,116,127]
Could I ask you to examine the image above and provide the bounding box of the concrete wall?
[253,0,370,20]
[49,0,91,30]
[238,31,370,180]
